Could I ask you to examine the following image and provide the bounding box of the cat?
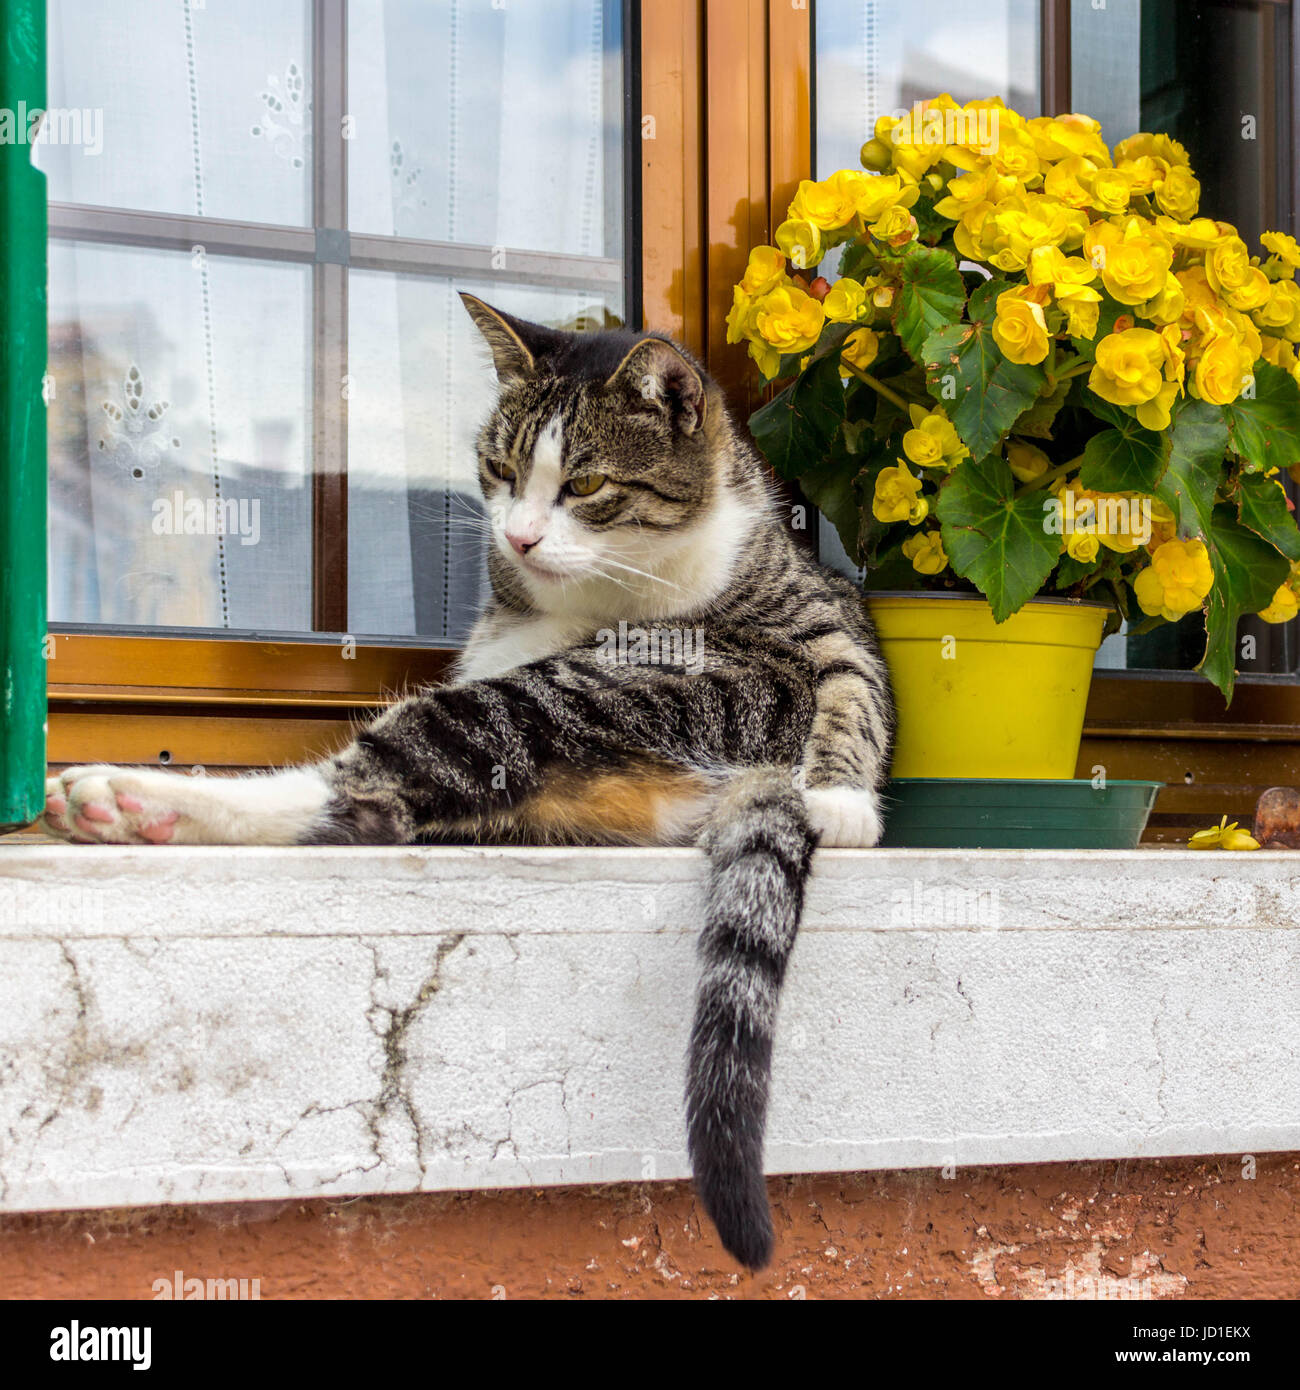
[41,293,895,1269]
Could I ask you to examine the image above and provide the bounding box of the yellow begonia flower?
[775,218,822,272]
[1154,165,1200,221]
[822,277,867,324]
[726,285,758,346]
[872,460,927,524]
[845,170,919,221]
[1192,332,1254,406]
[1254,279,1300,342]
[753,284,825,355]
[1134,538,1214,620]
[1028,113,1110,165]
[1086,219,1174,305]
[1114,132,1191,169]
[785,178,857,232]
[992,288,1051,365]
[902,404,969,471]
[747,338,780,380]
[1261,230,1300,280]
[1089,327,1167,406]
[1085,166,1135,216]
[902,530,948,575]
[1135,380,1181,431]
[1065,529,1101,563]
[1188,816,1260,851]
[1006,439,1051,483]
[1259,583,1300,624]
[870,204,918,248]
[739,245,787,299]
[838,327,879,378]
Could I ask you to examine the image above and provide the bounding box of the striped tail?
[686,767,816,1270]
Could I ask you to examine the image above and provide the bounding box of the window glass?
[48,243,312,631]
[1072,0,1297,676]
[813,0,1042,581]
[42,0,312,226]
[45,0,630,643]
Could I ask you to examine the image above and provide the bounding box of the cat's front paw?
[42,765,187,845]
[804,785,883,848]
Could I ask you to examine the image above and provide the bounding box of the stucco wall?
[3,1155,1299,1299]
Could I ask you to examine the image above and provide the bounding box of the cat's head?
[461,293,763,616]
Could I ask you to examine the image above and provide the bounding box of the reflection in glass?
[48,243,312,631]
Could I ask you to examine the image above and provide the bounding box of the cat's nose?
[506,529,540,556]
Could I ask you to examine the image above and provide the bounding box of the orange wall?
[4,1155,1299,1300]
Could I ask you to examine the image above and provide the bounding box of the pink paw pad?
[47,796,68,816]
[79,801,116,824]
[139,814,179,844]
[115,792,144,813]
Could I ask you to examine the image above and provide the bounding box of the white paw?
[42,765,192,844]
[40,765,331,846]
[804,786,883,848]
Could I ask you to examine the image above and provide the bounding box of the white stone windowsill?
[1,843,1297,1214]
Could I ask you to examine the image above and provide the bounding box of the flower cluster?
[737,96,1300,698]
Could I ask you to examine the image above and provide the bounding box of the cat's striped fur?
[42,293,894,1269]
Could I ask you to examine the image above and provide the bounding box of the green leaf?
[1154,399,1227,540]
[921,280,1047,461]
[798,466,861,563]
[1222,362,1300,473]
[1079,415,1169,492]
[935,455,1062,621]
[749,352,845,480]
[1199,505,1290,701]
[1236,473,1300,562]
[838,239,875,284]
[1011,375,1071,440]
[891,243,966,366]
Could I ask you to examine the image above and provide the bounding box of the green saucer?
[879,778,1163,850]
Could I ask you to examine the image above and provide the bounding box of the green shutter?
[0,0,47,830]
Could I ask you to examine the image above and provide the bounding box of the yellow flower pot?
[865,592,1109,780]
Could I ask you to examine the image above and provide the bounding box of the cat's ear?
[605,337,707,435]
[460,293,541,384]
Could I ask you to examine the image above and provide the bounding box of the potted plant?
[730,96,1300,795]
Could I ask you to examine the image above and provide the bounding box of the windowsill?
[1,843,1297,1214]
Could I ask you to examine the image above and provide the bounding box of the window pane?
[1072,0,1297,676]
[347,275,621,640]
[813,0,1041,580]
[815,0,1041,180]
[48,243,313,631]
[42,0,311,226]
[347,0,624,263]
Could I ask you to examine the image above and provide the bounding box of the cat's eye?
[567,472,606,498]
[493,459,517,483]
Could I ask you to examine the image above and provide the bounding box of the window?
[43,0,637,766]
[33,0,1300,842]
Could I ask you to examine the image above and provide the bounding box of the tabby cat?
[41,294,895,1269]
